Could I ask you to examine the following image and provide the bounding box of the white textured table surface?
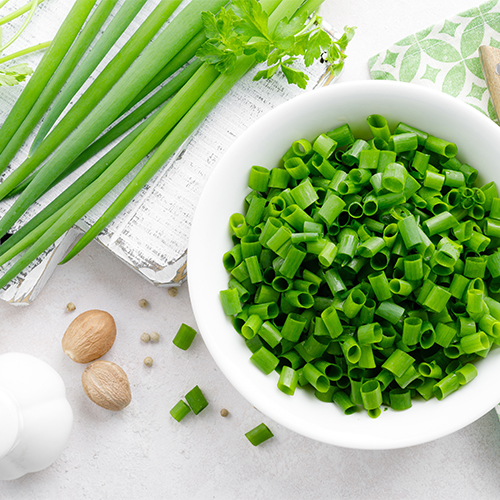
[3,1,500,499]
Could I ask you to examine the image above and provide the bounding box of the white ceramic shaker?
[0,352,73,480]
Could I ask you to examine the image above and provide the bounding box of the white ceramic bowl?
[188,80,500,449]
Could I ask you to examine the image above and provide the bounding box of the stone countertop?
[2,0,500,499]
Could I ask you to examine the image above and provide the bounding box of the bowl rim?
[188,80,500,449]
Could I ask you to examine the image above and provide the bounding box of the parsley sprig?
[197,0,355,89]
[0,62,32,86]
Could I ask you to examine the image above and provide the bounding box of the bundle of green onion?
[219,114,500,418]
[0,0,347,289]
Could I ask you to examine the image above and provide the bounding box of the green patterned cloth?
[369,0,500,124]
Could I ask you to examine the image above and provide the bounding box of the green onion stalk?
[0,0,42,52]
[28,0,150,154]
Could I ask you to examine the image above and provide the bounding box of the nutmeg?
[62,309,116,363]
[82,360,131,411]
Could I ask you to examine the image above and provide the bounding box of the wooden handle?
[479,45,500,120]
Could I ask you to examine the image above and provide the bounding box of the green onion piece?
[382,349,415,378]
[360,380,382,410]
[358,149,380,170]
[481,181,498,211]
[389,132,418,153]
[321,306,343,339]
[327,124,355,147]
[341,336,361,364]
[336,227,359,264]
[402,317,422,346]
[394,365,420,389]
[464,231,490,253]
[418,360,442,378]
[367,271,393,302]
[277,366,299,395]
[382,162,406,192]
[185,385,208,415]
[357,322,383,345]
[444,169,465,188]
[315,359,342,381]
[411,150,430,175]
[313,133,337,158]
[360,298,376,324]
[248,302,279,320]
[375,301,405,325]
[170,400,192,422]
[423,171,445,191]
[422,285,452,313]
[366,114,391,142]
[303,363,330,392]
[490,197,500,219]
[172,323,197,350]
[389,388,412,411]
[394,122,428,144]
[419,325,440,354]
[342,139,370,166]
[258,321,282,348]
[220,289,242,316]
[389,278,414,296]
[464,256,487,279]
[416,378,436,400]
[487,251,500,278]
[250,347,279,375]
[332,390,358,415]
[245,423,274,446]
[269,168,291,189]
[455,364,478,385]
[343,289,366,319]
[249,166,271,192]
[460,331,490,354]
[318,193,346,226]
[398,215,422,250]
[435,323,457,348]
[424,135,458,158]
[357,236,385,258]
[370,248,391,271]
[281,313,306,342]
[284,157,309,179]
[283,139,312,161]
[433,373,460,400]
[240,314,261,340]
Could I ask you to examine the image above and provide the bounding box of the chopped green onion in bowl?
[188,81,500,449]
[219,114,499,418]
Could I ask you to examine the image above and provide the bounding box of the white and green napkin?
[369,0,500,124]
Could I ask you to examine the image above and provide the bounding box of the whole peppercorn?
[168,288,178,297]
[140,332,151,343]
[220,408,229,417]
[138,298,148,308]
[66,302,76,312]
[144,357,153,367]
[150,331,160,342]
